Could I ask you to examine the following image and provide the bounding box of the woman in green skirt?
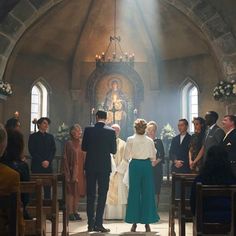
[124,119,160,232]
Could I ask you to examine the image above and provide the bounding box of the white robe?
[105,138,128,219]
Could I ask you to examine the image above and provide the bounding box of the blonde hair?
[134,119,147,135]
[147,121,158,132]
[70,124,82,138]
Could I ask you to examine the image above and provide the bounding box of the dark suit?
[203,124,225,160]
[221,129,236,176]
[169,133,191,173]
[82,122,117,228]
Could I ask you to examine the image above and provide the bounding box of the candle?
[133,108,138,115]
[14,111,19,118]
[91,108,95,114]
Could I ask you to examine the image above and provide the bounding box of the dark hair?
[193,117,206,134]
[96,110,107,120]
[5,118,20,131]
[199,145,234,184]
[5,130,24,162]
[37,117,51,128]
[179,119,188,126]
[224,115,236,127]
[207,111,219,123]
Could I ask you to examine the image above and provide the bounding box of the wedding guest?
[28,117,56,199]
[105,124,128,220]
[0,124,24,235]
[146,121,165,205]
[125,119,159,233]
[169,119,191,174]
[189,117,206,173]
[190,145,236,223]
[5,117,20,131]
[221,115,236,176]
[63,124,86,221]
[3,129,31,219]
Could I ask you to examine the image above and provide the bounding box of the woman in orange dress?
[63,124,86,221]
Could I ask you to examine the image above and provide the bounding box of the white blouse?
[124,134,156,161]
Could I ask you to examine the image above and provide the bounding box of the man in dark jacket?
[28,117,56,199]
[221,114,236,176]
[82,110,117,232]
[169,119,191,174]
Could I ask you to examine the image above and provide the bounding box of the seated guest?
[5,117,21,131]
[3,129,31,219]
[0,124,24,235]
[190,145,236,223]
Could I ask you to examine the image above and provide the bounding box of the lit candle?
[14,111,19,118]
[91,108,95,114]
[133,108,138,115]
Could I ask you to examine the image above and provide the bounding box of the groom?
[82,110,117,232]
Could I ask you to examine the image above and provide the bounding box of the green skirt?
[125,159,160,224]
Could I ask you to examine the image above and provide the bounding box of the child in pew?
[63,124,86,221]
[190,145,236,223]
[3,129,31,220]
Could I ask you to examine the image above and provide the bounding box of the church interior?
[1,0,236,235]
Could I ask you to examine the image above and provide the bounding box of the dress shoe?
[93,225,110,233]
[145,224,151,232]
[74,213,82,221]
[87,226,94,232]
[130,223,137,232]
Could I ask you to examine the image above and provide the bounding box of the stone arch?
[86,64,144,109]
[0,0,63,79]
[163,0,236,81]
[0,0,236,83]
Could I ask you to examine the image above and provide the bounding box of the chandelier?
[95,0,135,67]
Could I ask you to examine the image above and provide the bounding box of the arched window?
[30,81,48,132]
[181,80,199,133]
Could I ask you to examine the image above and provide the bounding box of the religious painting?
[96,74,133,137]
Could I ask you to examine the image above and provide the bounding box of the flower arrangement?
[213,80,236,101]
[55,123,70,142]
[0,80,13,96]
[160,123,176,141]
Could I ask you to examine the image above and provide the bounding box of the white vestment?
[105,138,128,219]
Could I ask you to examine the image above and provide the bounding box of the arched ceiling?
[14,0,209,63]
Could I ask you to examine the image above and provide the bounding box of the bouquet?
[55,123,70,142]
[0,80,13,96]
[160,123,176,141]
[213,80,236,101]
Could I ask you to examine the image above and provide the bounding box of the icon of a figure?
[103,80,127,125]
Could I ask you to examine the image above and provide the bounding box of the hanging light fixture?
[95,0,135,67]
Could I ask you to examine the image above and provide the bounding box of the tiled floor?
[46,212,194,235]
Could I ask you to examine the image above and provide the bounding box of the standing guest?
[190,145,236,223]
[63,124,86,221]
[105,124,128,220]
[189,117,206,173]
[3,129,31,220]
[125,119,159,233]
[0,124,24,235]
[5,117,20,131]
[221,115,236,176]
[201,111,225,162]
[28,117,56,199]
[146,121,165,205]
[82,110,117,233]
[169,119,191,174]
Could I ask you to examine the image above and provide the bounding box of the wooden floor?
[45,212,194,236]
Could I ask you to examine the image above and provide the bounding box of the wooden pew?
[179,175,196,236]
[168,172,197,236]
[31,173,69,236]
[20,180,45,236]
[194,184,236,236]
[0,192,18,236]
[30,174,59,236]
